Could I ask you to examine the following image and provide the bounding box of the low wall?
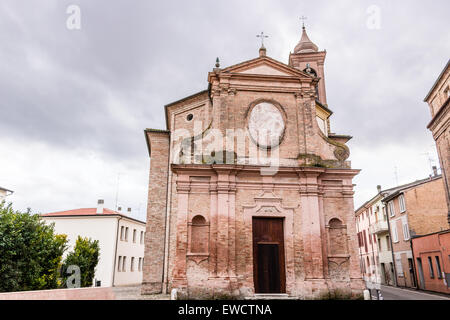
[0,287,116,300]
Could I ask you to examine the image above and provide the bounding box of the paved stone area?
[112,285,170,300]
[378,285,450,300]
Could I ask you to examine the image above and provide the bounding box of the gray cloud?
[0,0,448,213]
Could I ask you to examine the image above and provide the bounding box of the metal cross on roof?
[300,15,307,28]
[256,32,269,47]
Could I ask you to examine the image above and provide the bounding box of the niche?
[189,215,209,254]
[327,218,348,256]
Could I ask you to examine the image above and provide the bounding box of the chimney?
[96,199,104,214]
[432,166,438,177]
[118,206,122,212]
[127,208,132,215]
[377,185,382,193]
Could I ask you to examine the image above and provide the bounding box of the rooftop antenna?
[420,152,436,175]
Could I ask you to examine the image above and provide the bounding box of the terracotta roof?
[41,208,146,224]
[382,175,442,203]
[41,208,119,216]
[355,175,442,214]
[0,186,13,193]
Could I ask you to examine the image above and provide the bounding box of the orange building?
[412,230,450,295]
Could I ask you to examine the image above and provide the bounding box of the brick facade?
[384,177,449,288]
[142,29,365,299]
[141,130,170,294]
[425,61,450,222]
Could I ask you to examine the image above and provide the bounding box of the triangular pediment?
[221,56,313,79]
[239,64,292,76]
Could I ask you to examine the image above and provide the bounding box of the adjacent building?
[0,186,13,202]
[355,186,394,287]
[41,200,146,287]
[412,229,450,295]
[142,26,365,299]
[424,60,450,222]
[382,175,449,289]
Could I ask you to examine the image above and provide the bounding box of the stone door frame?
[243,190,296,295]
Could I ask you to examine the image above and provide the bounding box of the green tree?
[62,236,100,288]
[0,202,68,292]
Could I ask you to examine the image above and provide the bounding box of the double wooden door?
[252,218,286,293]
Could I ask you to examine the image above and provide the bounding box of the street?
[376,285,450,300]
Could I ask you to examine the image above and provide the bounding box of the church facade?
[141,27,365,299]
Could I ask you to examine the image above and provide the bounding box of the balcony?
[370,221,389,235]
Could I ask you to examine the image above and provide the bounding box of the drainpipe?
[385,199,398,287]
[367,206,378,285]
[112,216,123,287]
[409,237,419,289]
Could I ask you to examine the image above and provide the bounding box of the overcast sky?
[0,0,449,221]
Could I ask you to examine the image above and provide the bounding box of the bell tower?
[289,25,328,105]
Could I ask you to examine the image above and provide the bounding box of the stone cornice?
[171,163,360,177]
[427,97,449,132]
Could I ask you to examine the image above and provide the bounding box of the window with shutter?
[392,223,399,243]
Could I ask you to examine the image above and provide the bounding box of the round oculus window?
[248,102,285,148]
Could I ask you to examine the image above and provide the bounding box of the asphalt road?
[376,285,450,300]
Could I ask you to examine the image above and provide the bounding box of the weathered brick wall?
[141,131,170,294]
[406,178,449,236]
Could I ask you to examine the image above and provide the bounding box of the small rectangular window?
[402,221,410,240]
[140,231,144,244]
[389,201,395,217]
[392,223,399,243]
[122,256,127,272]
[435,256,442,279]
[125,227,129,241]
[131,257,135,271]
[428,257,434,278]
[118,256,122,272]
[120,226,124,240]
[138,258,142,271]
[133,229,136,243]
[399,194,406,213]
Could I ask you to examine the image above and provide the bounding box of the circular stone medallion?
[248,102,285,148]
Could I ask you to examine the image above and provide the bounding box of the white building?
[355,187,395,287]
[0,186,13,202]
[41,200,146,287]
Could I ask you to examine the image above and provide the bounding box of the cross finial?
[256,31,269,48]
[300,16,307,29]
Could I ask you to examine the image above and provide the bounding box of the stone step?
[245,294,294,300]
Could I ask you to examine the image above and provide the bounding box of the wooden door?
[252,218,286,293]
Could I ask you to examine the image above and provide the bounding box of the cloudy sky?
[0,0,449,221]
